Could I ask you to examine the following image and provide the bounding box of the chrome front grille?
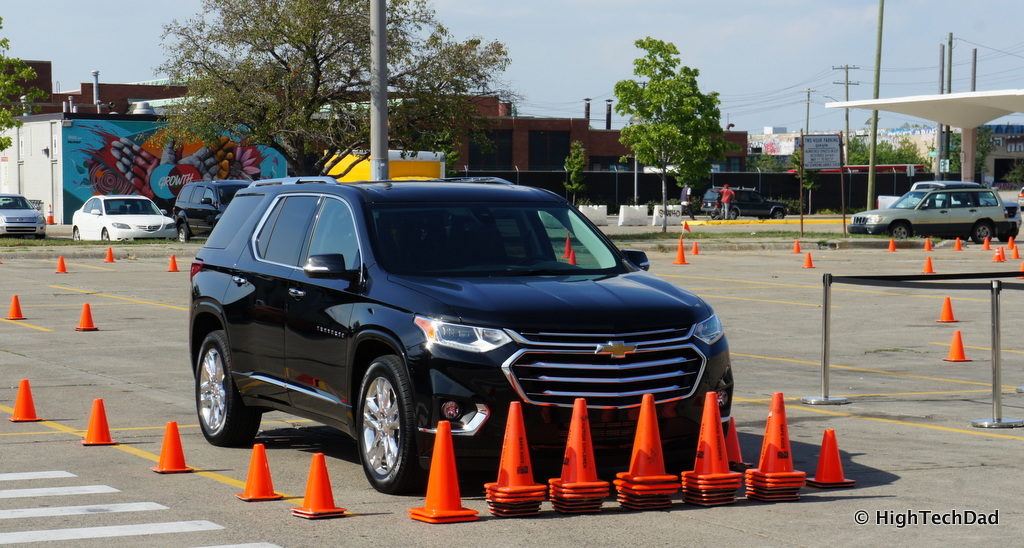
[502,327,706,408]
[851,216,867,225]
[136,225,161,231]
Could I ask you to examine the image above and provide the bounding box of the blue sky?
[6,1,1024,133]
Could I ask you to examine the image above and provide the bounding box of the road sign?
[939,158,950,173]
[801,134,842,170]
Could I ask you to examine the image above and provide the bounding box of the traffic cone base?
[81,398,116,446]
[9,379,42,422]
[151,421,194,474]
[292,453,347,519]
[7,295,25,320]
[237,443,284,501]
[744,392,805,502]
[485,401,545,516]
[802,252,815,268]
[943,330,971,362]
[937,297,958,323]
[75,303,98,331]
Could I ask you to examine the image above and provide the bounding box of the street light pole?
[369,0,389,181]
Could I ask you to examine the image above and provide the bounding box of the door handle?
[288,288,306,299]
[969,209,977,212]
[231,276,247,286]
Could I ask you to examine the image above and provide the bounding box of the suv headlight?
[863,215,883,224]
[112,222,131,229]
[693,313,724,345]
[414,316,512,353]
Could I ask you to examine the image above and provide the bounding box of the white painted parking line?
[0,502,168,519]
[0,485,119,499]
[0,471,76,482]
[0,520,223,544]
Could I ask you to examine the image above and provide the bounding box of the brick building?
[21,61,186,115]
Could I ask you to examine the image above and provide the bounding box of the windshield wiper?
[490,268,571,277]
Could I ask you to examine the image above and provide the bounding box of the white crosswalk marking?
[0,502,168,519]
[0,471,76,481]
[0,520,224,544]
[0,485,119,499]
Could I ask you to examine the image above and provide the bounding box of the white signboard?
[801,134,842,170]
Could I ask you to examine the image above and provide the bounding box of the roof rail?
[429,177,515,185]
[251,176,342,187]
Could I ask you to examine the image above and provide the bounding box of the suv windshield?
[218,184,248,205]
[892,191,927,209]
[0,196,32,209]
[103,199,161,215]
[369,203,620,276]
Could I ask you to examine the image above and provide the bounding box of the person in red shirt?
[717,184,736,219]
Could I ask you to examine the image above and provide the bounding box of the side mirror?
[89,209,101,216]
[160,209,168,216]
[200,197,214,205]
[621,249,650,271]
[304,254,358,280]
[918,202,929,210]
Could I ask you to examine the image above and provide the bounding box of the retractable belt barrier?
[801,271,1024,429]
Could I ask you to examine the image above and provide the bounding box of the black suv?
[700,187,787,219]
[173,180,251,242]
[189,176,733,493]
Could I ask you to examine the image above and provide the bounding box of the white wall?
[0,120,62,220]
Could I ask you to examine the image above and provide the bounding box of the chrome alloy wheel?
[361,377,400,476]
[198,347,228,433]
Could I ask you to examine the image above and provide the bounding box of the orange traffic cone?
[806,429,855,488]
[887,238,897,252]
[1018,261,1024,279]
[802,252,815,269]
[993,248,1005,263]
[943,330,971,362]
[683,221,691,233]
[953,237,963,251]
[75,303,98,331]
[562,234,572,258]
[167,255,180,272]
[9,379,42,422]
[81,398,116,446]
[237,443,283,501]
[7,295,25,320]
[151,421,194,474]
[725,417,753,471]
[104,247,115,263]
[744,392,805,502]
[937,297,957,323]
[1010,236,1016,249]
[1012,246,1020,260]
[681,392,744,506]
[691,241,700,256]
[568,249,577,265]
[484,402,546,517]
[921,256,935,274]
[292,453,347,518]
[548,398,609,514]
[55,256,68,273]
[409,420,478,523]
[673,236,689,265]
[615,393,679,510]
[791,240,801,254]
[983,236,991,250]
[923,237,933,251]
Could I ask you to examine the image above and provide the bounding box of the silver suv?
[850,185,1020,243]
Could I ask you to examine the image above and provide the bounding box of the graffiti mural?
[62,120,285,217]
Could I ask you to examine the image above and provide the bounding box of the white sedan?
[72,195,176,241]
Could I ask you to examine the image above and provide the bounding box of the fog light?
[441,400,461,420]
[717,390,730,408]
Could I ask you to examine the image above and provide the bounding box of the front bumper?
[847,223,887,235]
[108,226,176,240]
[0,223,46,237]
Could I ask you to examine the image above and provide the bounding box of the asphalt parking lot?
[1,229,1022,546]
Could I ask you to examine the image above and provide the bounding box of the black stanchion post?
[972,280,1023,428]
[803,273,849,405]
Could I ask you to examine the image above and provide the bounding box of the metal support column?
[803,273,849,405]
[972,280,1023,428]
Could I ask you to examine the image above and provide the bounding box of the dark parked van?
[172,180,251,241]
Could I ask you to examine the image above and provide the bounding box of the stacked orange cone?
[681,392,743,506]
[548,398,609,513]
[237,443,283,501]
[614,393,679,510]
[409,421,478,523]
[725,417,753,471]
[953,237,963,251]
[292,453,347,519]
[151,421,194,473]
[9,379,42,422]
[806,429,855,488]
[484,402,546,517]
[744,392,805,502]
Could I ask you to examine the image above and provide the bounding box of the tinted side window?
[83,198,99,213]
[306,198,360,270]
[978,192,998,207]
[949,192,976,207]
[177,186,195,204]
[259,196,320,266]
[207,194,262,249]
[202,187,216,203]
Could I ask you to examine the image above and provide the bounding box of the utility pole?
[867,0,885,209]
[945,32,953,175]
[937,43,945,180]
[833,65,860,162]
[369,0,389,180]
[803,88,815,133]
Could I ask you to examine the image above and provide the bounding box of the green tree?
[846,136,928,166]
[1004,160,1024,184]
[563,140,586,204]
[949,127,996,180]
[0,17,45,151]
[748,154,784,172]
[614,37,727,232]
[160,0,510,176]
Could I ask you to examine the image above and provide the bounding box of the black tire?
[727,207,740,220]
[177,222,191,243]
[194,330,262,447]
[888,221,912,239]
[997,226,1020,242]
[356,355,423,494]
[72,227,80,241]
[770,208,785,219]
[100,228,110,241]
[970,221,994,244]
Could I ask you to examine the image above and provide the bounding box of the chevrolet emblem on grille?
[595,341,636,358]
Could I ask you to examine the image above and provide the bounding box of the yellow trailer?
[327,150,446,181]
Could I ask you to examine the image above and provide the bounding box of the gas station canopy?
[826,89,1024,129]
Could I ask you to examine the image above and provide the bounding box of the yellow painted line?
[732,352,1006,388]
[49,285,188,311]
[38,259,115,271]
[930,341,1024,355]
[836,389,998,398]
[687,218,844,226]
[658,273,989,302]
[734,396,1024,441]
[697,294,824,308]
[0,318,53,332]
[22,302,128,308]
